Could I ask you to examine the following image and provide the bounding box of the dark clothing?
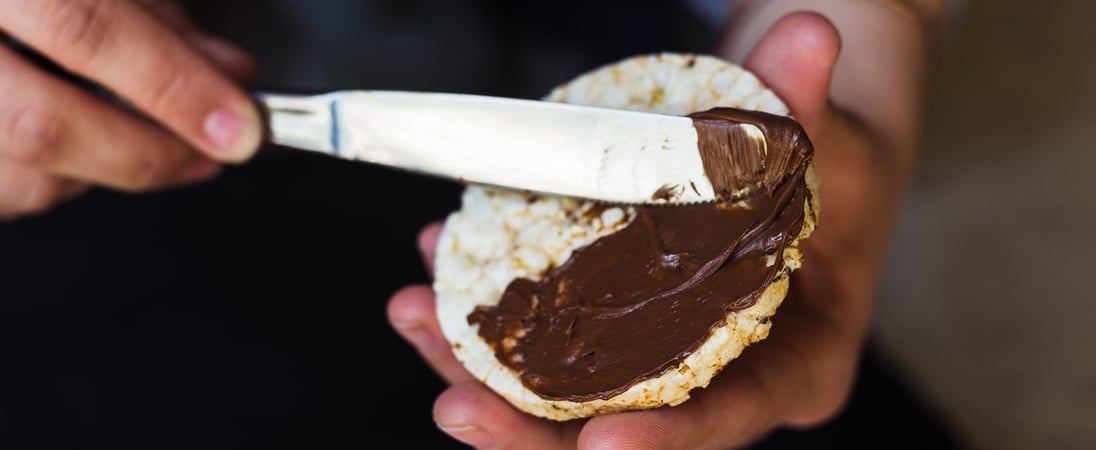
[0,1,964,448]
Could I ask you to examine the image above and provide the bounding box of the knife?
[256,90,750,205]
[3,39,758,205]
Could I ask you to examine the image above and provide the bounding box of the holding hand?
[389,11,917,449]
[0,0,262,219]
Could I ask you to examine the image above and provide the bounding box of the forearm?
[721,0,943,176]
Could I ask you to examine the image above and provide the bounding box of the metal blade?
[259,90,721,205]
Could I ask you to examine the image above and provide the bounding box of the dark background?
[0,1,965,448]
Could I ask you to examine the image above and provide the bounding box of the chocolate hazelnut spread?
[467,107,814,402]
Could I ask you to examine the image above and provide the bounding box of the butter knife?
[256,91,761,205]
[2,39,751,205]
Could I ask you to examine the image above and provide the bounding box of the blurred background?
[874,1,1096,449]
[1,1,1092,449]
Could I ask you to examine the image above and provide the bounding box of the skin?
[387,8,931,450]
[0,0,263,220]
[1,1,929,447]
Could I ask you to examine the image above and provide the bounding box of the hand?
[0,0,263,220]
[388,12,910,449]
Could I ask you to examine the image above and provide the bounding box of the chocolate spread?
[467,107,814,402]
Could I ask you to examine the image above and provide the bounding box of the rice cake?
[434,53,819,421]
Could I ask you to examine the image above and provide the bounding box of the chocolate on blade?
[691,107,812,198]
[651,184,677,201]
[467,107,814,401]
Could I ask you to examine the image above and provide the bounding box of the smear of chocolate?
[692,107,810,198]
[651,185,676,201]
[467,107,814,401]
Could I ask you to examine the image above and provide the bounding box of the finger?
[435,382,584,450]
[132,0,257,82]
[744,12,841,133]
[387,285,474,385]
[418,222,444,277]
[0,45,218,192]
[578,370,777,450]
[759,294,860,428]
[187,34,257,83]
[578,368,788,450]
[134,0,193,31]
[171,156,223,187]
[578,306,859,450]
[0,160,70,219]
[1,0,262,161]
[58,179,92,203]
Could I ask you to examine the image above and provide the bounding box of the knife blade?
[256,90,759,205]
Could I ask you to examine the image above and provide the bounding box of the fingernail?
[393,322,445,356]
[438,424,496,449]
[179,158,222,184]
[204,108,260,161]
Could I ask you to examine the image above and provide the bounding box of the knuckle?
[143,57,194,117]
[122,155,165,191]
[813,374,855,421]
[118,148,176,192]
[21,186,60,216]
[39,0,114,66]
[789,362,856,428]
[2,104,64,166]
[794,398,847,429]
[0,170,60,216]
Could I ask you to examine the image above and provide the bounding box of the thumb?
[744,12,841,133]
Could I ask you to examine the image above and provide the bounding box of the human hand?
[0,0,263,220]
[388,12,910,449]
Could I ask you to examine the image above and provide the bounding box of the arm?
[0,0,262,220]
